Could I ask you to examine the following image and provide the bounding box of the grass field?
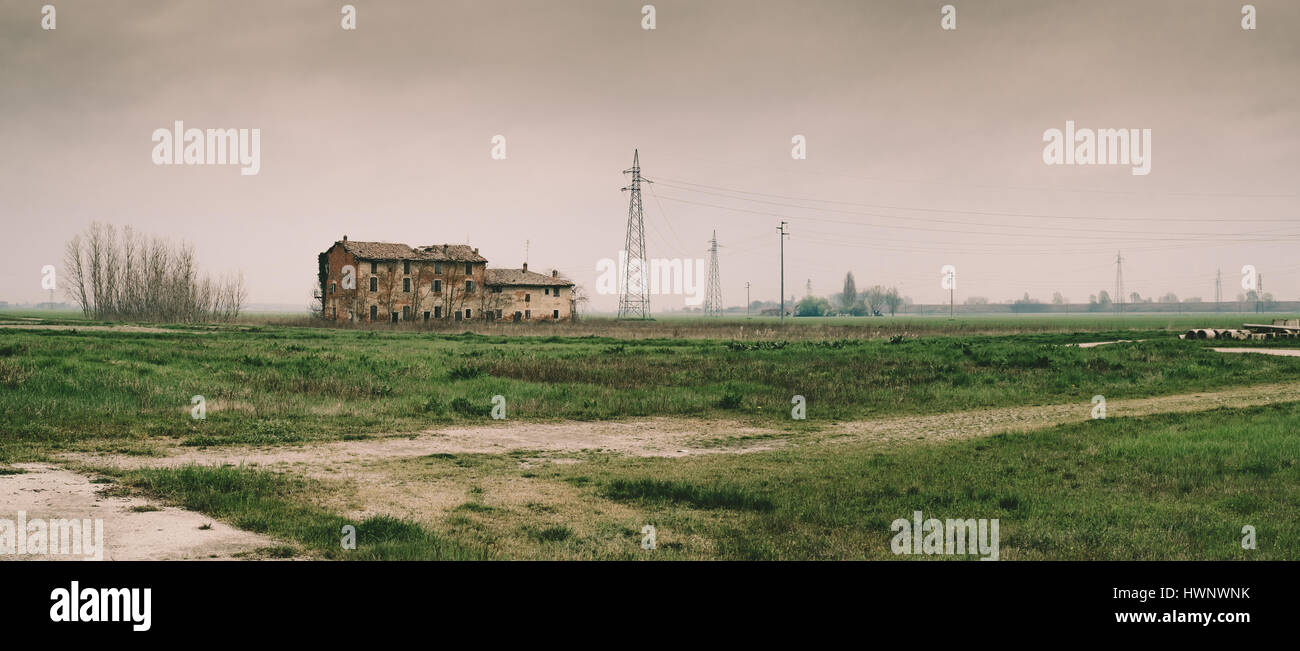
[2,313,1297,560]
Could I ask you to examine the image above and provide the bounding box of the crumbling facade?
[318,237,574,322]
[485,263,575,322]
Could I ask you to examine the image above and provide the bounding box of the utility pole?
[618,150,651,319]
[777,221,789,323]
[1257,273,1264,313]
[745,282,750,317]
[704,230,723,316]
[1114,251,1125,316]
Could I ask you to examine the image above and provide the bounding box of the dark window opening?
[369,277,377,292]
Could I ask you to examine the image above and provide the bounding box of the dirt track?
[65,380,1300,473]
[0,463,281,560]
[24,380,1300,555]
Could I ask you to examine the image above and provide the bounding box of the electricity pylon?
[618,150,651,319]
[704,230,722,316]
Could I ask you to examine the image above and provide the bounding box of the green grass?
[1,319,1299,462]
[537,400,1300,559]
[112,464,486,560]
[98,401,1300,560]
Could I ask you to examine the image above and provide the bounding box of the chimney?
[473,247,478,255]
[342,235,348,242]
[522,262,528,272]
[552,269,558,278]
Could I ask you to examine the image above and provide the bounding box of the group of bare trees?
[834,272,904,316]
[63,223,246,322]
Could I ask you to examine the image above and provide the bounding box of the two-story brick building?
[318,237,574,322]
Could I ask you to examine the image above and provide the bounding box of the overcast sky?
[2,0,1297,311]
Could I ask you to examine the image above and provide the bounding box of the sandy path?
[64,381,1300,475]
[0,463,283,560]
[1212,348,1300,357]
[43,380,1300,552]
[828,380,1300,444]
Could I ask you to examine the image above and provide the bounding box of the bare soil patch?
[53,381,1300,549]
[1212,348,1300,357]
[0,463,284,560]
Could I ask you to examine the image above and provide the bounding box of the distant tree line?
[63,223,246,322]
[794,272,907,317]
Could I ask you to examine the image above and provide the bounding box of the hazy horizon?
[3,0,1297,312]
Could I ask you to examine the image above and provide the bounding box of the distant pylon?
[704,230,723,316]
[618,150,651,319]
[1215,268,1222,312]
[1114,251,1125,315]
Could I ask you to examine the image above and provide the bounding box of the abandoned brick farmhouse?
[318,237,575,322]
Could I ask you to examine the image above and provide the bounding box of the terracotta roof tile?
[485,268,574,287]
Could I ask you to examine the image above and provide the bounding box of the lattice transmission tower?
[704,230,723,316]
[618,150,651,319]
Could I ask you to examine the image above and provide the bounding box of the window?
[433,279,442,293]
[369,277,377,292]
[544,288,549,296]
[465,262,473,275]
[465,280,474,293]
[495,309,502,319]
[524,293,530,302]
[329,282,336,295]
[455,311,462,322]
[403,261,410,275]
[435,306,442,319]
[465,309,472,319]
[403,306,411,320]
[332,307,337,318]
[434,262,442,274]
[391,312,398,323]
[370,305,377,320]
[370,262,377,273]
[525,309,531,320]
[423,311,430,321]
[403,278,411,292]
[553,310,559,319]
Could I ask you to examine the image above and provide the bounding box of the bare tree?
[62,222,246,322]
